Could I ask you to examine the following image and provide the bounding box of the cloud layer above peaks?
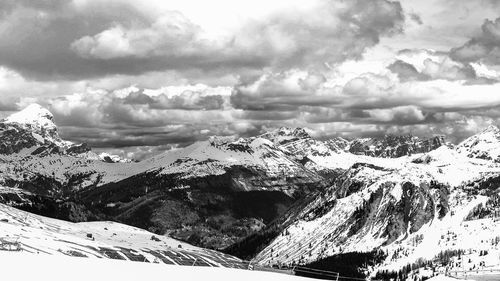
[1,0,500,159]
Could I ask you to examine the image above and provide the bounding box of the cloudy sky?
[1,0,500,159]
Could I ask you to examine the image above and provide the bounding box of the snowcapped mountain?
[0,105,327,250]
[456,125,500,162]
[4,104,58,134]
[78,135,326,249]
[3,104,500,279]
[261,128,345,158]
[0,104,94,157]
[99,152,133,163]
[238,140,500,278]
[347,134,448,158]
[2,104,73,151]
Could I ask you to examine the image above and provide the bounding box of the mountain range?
[1,104,500,279]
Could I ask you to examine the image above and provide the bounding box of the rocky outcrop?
[348,135,447,158]
[252,164,451,266]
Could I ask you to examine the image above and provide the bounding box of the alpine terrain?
[2,104,500,280]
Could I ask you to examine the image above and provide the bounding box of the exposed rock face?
[3,104,72,149]
[0,109,327,250]
[348,135,447,158]
[77,136,327,249]
[4,104,500,271]
[251,163,451,266]
[0,104,94,157]
[0,122,41,154]
[259,127,313,146]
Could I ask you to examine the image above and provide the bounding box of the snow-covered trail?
[0,251,312,281]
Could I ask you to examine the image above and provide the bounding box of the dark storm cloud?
[231,0,405,71]
[7,0,500,161]
[149,92,225,111]
[388,60,428,81]
[451,17,500,64]
[0,97,20,112]
[123,91,155,105]
[58,119,261,152]
[230,72,339,111]
[388,49,480,82]
[0,0,405,81]
[409,13,423,25]
[0,0,155,80]
[119,90,226,110]
[233,110,299,121]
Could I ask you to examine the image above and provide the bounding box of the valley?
[1,104,500,280]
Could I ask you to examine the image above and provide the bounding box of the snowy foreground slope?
[0,203,244,267]
[0,252,311,281]
[0,202,313,280]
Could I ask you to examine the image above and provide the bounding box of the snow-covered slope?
[249,144,500,278]
[99,152,132,163]
[4,104,500,279]
[457,125,500,162]
[0,251,309,281]
[139,136,321,186]
[0,202,245,266]
[4,104,56,130]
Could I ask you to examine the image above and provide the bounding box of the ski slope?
[0,251,311,281]
[0,203,245,268]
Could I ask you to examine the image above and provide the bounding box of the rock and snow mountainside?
[0,105,326,250]
[244,128,500,278]
[79,136,325,249]
[4,104,500,279]
[347,134,448,158]
[0,104,85,155]
[457,125,500,162]
[0,202,246,267]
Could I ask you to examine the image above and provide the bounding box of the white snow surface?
[457,125,500,161]
[3,104,56,131]
[0,202,250,267]
[427,275,472,281]
[254,143,500,274]
[0,251,310,281]
[2,103,73,148]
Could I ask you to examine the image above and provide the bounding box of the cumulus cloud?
[0,0,404,80]
[5,0,500,158]
[150,91,225,110]
[451,17,500,64]
[231,0,404,70]
[388,49,478,82]
[365,105,426,124]
[71,12,209,60]
[231,70,336,111]
[41,86,243,153]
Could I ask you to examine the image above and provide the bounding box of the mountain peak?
[0,103,74,152]
[4,103,56,130]
[259,127,312,146]
[456,124,500,161]
[275,127,311,138]
[482,124,500,134]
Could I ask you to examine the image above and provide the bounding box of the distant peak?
[4,103,56,130]
[482,125,500,133]
[274,127,311,138]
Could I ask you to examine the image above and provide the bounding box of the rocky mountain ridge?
[3,104,500,277]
